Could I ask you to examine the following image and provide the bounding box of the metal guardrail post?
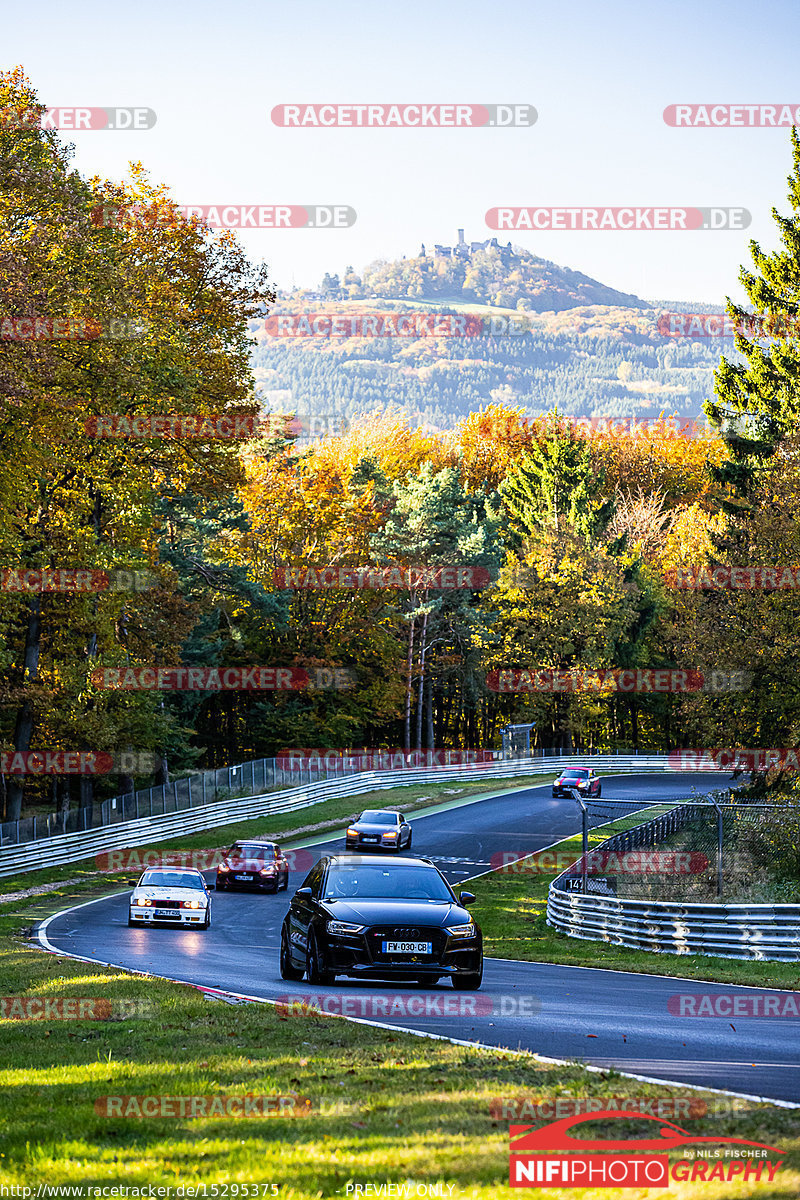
[570,788,589,894]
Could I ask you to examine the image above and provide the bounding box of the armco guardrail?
[0,754,672,879]
[547,805,800,962]
[547,889,800,961]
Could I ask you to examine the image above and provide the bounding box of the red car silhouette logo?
[511,1110,783,1155]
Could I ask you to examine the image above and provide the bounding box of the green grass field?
[1,899,798,1196]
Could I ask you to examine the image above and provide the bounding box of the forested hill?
[311,242,647,312]
[249,240,727,430]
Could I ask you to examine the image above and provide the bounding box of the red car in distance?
[215,840,290,893]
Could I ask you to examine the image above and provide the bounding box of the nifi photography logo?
[508,1110,783,1188]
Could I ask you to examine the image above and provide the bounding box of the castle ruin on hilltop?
[420,229,514,259]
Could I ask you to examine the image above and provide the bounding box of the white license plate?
[382,940,432,954]
[155,909,180,918]
[234,874,251,880]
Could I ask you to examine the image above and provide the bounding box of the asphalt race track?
[37,772,800,1105]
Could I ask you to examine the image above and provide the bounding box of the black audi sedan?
[279,854,483,989]
[552,767,601,798]
[345,809,412,853]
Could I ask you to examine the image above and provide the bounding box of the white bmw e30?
[128,867,213,929]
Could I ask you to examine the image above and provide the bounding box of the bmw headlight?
[327,920,365,935]
[447,922,476,940]
[135,898,152,907]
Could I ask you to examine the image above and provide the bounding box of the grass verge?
[0,895,797,1194]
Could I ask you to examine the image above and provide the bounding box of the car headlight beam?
[447,922,476,939]
[327,920,365,935]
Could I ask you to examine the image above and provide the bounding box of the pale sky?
[8,0,800,304]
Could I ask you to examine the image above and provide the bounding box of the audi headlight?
[218,864,229,872]
[382,831,398,839]
[327,920,365,936]
[346,827,359,836]
[447,922,476,939]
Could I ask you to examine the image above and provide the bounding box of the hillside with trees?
[252,242,729,428]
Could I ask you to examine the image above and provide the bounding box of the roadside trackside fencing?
[0,746,650,849]
[0,754,679,878]
[547,797,800,961]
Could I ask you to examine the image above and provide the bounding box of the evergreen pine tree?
[707,129,800,508]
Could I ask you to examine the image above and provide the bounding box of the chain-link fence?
[557,791,800,903]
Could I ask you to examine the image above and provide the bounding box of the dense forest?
[3,66,800,823]
[252,302,723,430]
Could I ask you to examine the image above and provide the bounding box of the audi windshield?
[324,864,453,901]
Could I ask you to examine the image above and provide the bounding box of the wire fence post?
[707,796,724,898]
[571,789,589,894]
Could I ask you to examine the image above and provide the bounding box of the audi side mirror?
[295,886,313,897]
[459,891,476,905]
